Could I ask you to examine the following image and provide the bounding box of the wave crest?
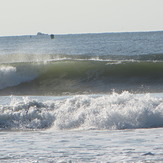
[0,64,39,90]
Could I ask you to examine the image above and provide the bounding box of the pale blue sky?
[0,0,163,36]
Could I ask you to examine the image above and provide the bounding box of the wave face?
[0,59,163,95]
[0,92,163,131]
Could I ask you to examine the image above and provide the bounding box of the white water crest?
[0,65,39,90]
[0,92,163,130]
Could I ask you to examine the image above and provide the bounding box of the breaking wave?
[0,59,163,95]
[0,92,163,131]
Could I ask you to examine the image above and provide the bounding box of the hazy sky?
[0,0,163,36]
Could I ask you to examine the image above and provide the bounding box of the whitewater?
[0,31,163,162]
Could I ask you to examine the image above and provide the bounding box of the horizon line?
[1,29,163,37]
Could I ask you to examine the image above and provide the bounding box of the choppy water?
[0,128,163,163]
[0,31,163,162]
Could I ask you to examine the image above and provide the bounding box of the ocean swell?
[0,92,163,131]
[0,60,163,95]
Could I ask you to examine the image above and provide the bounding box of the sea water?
[0,31,163,162]
[0,128,163,162]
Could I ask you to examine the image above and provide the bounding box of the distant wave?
[0,59,163,95]
[0,92,163,131]
[0,53,163,64]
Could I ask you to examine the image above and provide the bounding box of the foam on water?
[0,92,163,131]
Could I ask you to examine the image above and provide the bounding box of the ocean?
[0,31,163,162]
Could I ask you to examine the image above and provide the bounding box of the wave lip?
[0,92,163,131]
[0,64,39,90]
[0,65,17,89]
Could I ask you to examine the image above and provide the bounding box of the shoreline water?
[0,128,163,162]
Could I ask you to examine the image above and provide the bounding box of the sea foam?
[0,92,163,131]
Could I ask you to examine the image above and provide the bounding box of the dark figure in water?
[50,34,54,39]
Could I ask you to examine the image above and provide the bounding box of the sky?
[0,0,163,36]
